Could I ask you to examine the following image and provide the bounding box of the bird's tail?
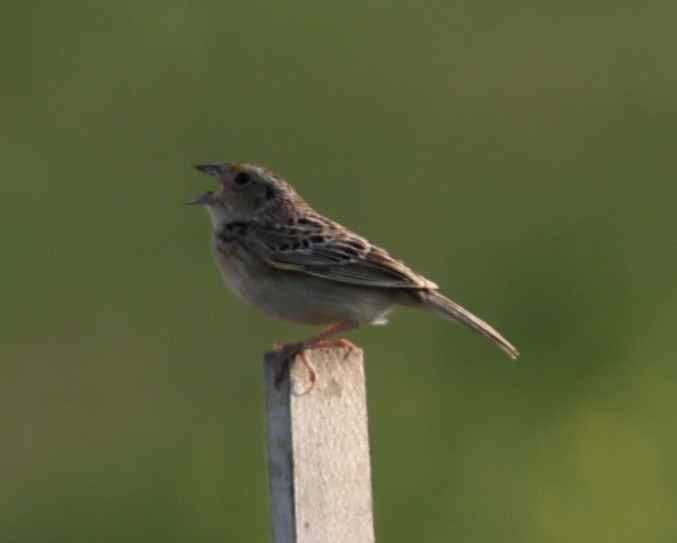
[418,290,519,359]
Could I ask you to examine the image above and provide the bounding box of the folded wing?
[244,215,437,290]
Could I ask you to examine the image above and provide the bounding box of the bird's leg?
[302,322,360,349]
[273,322,360,389]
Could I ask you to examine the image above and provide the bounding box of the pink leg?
[273,322,360,389]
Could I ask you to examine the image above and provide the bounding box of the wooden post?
[264,346,375,543]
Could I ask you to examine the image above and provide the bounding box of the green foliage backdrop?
[2,2,676,541]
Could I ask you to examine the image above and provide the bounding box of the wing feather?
[242,215,437,290]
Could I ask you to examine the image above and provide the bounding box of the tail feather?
[420,290,519,359]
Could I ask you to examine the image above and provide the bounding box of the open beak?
[187,164,223,205]
[193,163,222,175]
[185,191,216,206]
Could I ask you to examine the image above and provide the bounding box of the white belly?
[212,242,396,326]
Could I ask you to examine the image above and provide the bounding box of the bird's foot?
[272,322,360,391]
[272,342,317,393]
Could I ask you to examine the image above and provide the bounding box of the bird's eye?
[234,172,251,186]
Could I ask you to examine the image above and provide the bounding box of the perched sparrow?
[188,162,518,385]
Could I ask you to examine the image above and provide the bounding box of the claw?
[271,322,361,390]
[272,343,317,392]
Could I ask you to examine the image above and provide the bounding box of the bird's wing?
[244,216,437,289]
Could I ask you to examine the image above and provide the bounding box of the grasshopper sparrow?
[188,162,518,385]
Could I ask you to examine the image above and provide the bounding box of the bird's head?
[187,162,308,227]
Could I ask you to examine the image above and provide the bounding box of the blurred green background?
[2,1,676,541]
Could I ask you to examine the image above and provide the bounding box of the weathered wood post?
[264,346,375,543]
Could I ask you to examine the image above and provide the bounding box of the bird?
[187,162,518,387]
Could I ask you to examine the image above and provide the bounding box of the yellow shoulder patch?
[266,258,304,272]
